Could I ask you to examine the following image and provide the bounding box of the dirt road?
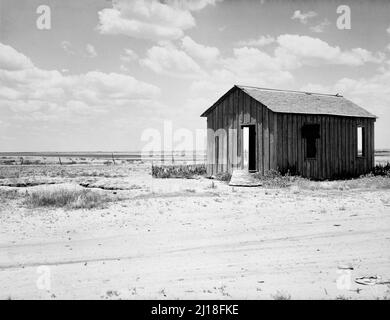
[1,176,390,299]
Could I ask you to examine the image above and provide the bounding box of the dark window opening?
[302,124,320,159]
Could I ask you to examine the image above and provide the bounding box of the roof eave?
[200,85,239,117]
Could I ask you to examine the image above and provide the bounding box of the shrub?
[215,172,232,182]
[372,162,390,177]
[0,189,19,202]
[152,164,207,179]
[24,188,109,209]
[253,169,296,188]
[271,291,291,300]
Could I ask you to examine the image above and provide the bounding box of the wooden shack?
[200,85,376,180]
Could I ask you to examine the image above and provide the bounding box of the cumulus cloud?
[310,19,331,33]
[0,43,33,71]
[291,10,317,24]
[140,42,204,77]
[0,42,161,121]
[181,36,220,64]
[85,44,97,58]
[275,34,385,67]
[188,34,386,106]
[235,35,275,47]
[120,48,139,62]
[97,0,222,41]
[301,67,390,148]
[387,26,390,34]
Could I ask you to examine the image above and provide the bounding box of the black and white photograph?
[0,0,390,304]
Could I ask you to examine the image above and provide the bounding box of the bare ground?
[0,164,390,300]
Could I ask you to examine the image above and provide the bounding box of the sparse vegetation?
[215,172,232,182]
[0,189,20,202]
[254,169,296,188]
[271,290,291,300]
[152,164,207,179]
[24,188,110,209]
[372,162,390,177]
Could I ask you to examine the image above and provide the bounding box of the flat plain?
[0,155,389,300]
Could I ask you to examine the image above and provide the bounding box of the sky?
[0,0,389,152]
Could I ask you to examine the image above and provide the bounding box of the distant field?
[0,151,207,165]
[0,150,387,165]
[375,150,390,165]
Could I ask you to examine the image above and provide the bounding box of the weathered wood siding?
[275,113,375,179]
[206,89,375,179]
[206,87,277,176]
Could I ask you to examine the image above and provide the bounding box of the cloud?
[0,43,33,71]
[140,42,204,77]
[120,48,139,62]
[97,0,222,41]
[0,42,161,121]
[166,0,222,11]
[275,34,385,67]
[301,67,390,148]
[85,44,97,58]
[181,36,220,64]
[387,26,390,34]
[310,19,331,33]
[235,35,275,47]
[188,34,386,107]
[60,41,75,55]
[291,10,317,24]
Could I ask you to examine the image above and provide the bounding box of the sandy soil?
[0,164,390,300]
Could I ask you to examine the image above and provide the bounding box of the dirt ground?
[0,163,390,300]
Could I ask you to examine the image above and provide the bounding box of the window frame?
[356,125,365,158]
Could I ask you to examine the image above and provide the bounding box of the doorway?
[242,125,256,171]
[215,135,220,170]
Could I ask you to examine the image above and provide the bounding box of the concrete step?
[229,169,262,187]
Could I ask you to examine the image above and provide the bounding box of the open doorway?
[242,125,256,171]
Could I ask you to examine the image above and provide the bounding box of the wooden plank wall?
[206,88,278,176]
[275,113,375,179]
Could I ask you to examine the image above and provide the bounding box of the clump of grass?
[254,169,297,188]
[271,290,291,300]
[152,164,207,179]
[0,189,20,202]
[24,188,110,209]
[372,162,390,177]
[215,172,232,182]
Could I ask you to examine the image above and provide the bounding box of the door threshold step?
[229,169,262,187]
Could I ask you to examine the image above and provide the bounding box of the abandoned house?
[200,85,376,180]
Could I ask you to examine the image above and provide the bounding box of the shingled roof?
[201,85,376,118]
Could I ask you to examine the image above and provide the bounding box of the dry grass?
[0,189,20,203]
[372,162,390,177]
[214,172,232,182]
[24,188,110,209]
[254,169,296,188]
[152,164,206,179]
[271,290,291,300]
